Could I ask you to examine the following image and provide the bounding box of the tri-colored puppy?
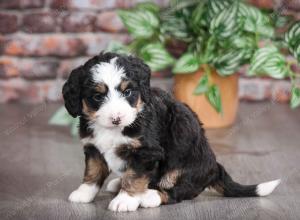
[62,52,280,212]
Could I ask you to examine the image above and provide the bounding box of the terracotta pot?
[173,66,239,128]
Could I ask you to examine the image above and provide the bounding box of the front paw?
[108,191,140,212]
[140,189,162,208]
[68,183,99,203]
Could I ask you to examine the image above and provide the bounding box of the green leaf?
[239,3,274,37]
[70,118,79,137]
[194,74,209,95]
[231,35,256,49]
[118,9,159,38]
[284,21,300,62]
[173,53,200,74]
[213,50,245,76]
[206,0,231,24]
[136,2,160,14]
[140,43,174,72]
[205,85,222,113]
[106,41,130,55]
[261,54,289,79]
[272,14,292,28]
[248,46,289,79]
[290,86,300,109]
[49,106,74,126]
[160,14,192,42]
[190,1,206,33]
[210,1,241,39]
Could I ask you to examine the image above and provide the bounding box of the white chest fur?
[81,125,132,176]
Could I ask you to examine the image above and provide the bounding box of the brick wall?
[0,0,299,103]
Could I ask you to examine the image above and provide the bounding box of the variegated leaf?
[213,50,245,76]
[118,9,159,38]
[284,22,300,62]
[290,86,300,109]
[140,43,174,72]
[239,3,274,37]
[205,85,222,113]
[210,1,241,39]
[173,53,200,74]
[248,46,289,79]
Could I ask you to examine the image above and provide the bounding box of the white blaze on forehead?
[89,57,137,128]
[91,57,125,88]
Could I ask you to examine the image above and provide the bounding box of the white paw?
[68,183,99,203]
[140,189,161,208]
[108,191,140,212]
[106,178,121,193]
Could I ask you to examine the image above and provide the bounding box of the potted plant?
[50,0,300,132]
[106,0,300,128]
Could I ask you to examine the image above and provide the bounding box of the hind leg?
[156,169,210,204]
[159,182,204,204]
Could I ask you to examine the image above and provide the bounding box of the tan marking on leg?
[212,184,224,195]
[121,169,149,196]
[83,153,109,186]
[158,169,182,189]
[158,191,169,204]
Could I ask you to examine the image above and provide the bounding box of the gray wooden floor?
[0,102,300,220]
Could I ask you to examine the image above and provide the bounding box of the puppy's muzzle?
[112,117,121,125]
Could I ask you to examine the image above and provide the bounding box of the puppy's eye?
[93,94,102,101]
[123,89,132,97]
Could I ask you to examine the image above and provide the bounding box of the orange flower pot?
[173,66,239,128]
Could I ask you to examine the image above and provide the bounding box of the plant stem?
[203,64,212,84]
[203,36,215,64]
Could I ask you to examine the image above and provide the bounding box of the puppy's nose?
[112,117,121,125]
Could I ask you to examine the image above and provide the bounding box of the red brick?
[0,0,21,9]
[23,12,58,33]
[1,33,129,57]
[271,80,291,103]
[0,0,45,9]
[239,78,272,101]
[0,13,18,34]
[287,0,300,11]
[50,0,167,10]
[0,78,28,102]
[21,59,59,79]
[50,0,116,10]
[0,58,19,78]
[0,57,59,79]
[57,57,90,78]
[49,0,68,10]
[62,12,96,32]
[95,11,124,33]
[248,0,273,9]
[80,33,129,56]
[1,34,86,57]
[0,78,63,103]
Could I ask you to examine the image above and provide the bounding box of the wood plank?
[0,102,299,220]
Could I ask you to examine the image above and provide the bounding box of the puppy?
[62,52,280,212]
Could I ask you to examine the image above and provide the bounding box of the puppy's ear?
[127,56,151,103]
[62,66,85,117]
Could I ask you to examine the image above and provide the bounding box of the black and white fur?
[62,52,280,212]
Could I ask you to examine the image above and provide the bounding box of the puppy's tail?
[210,163,281,197]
